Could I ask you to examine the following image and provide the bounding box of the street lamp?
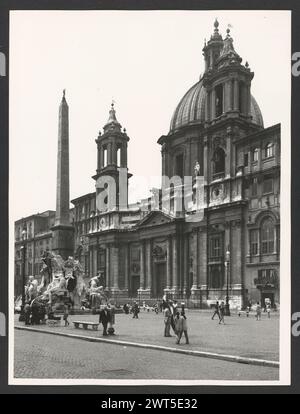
[225,247,231,316]
[19,225,27,322]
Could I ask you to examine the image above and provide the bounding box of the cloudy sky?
[10,10,290,222]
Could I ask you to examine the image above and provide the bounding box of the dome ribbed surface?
[170,80,264,132]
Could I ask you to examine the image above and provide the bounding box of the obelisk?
[51,90,74,259]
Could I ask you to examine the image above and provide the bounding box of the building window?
[215,84,223,117]
[250,229,259,255]
[244,153,249,167]
[209,265,224,288]
[175,153,184,178]
[209,235,222,259]
[263,176,273,194]
[98,249,106,268]
[261,218,275,254]
[252,177,258,196]
[213,147,225,176]
[252,148,259,162]
[264,142,274,158]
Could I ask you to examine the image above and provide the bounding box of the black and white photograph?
[9,9,291,385]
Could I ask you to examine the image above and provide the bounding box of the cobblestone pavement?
[15,309,279,361]
[14,329,279,380]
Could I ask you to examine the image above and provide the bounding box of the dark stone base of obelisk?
[51,224,75,260]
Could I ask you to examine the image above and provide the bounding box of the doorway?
[154,262,166,298]
[130,275,140,298]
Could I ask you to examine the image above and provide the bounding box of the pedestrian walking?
[107,304,116,335]
[266,303,271,319]
[212,301,220,321]
[163,305,172,337]
[99,305,109,336]
[219,301,225,324]
[63,304,70,326]
[256,302,262,321]
[132,301,140,319]
[175,308,189,345]
[123,303,130,315]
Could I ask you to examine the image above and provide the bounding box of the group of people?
[211,301,226,324]
[255,301,272,321]
[163,300,189,345]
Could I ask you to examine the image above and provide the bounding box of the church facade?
[70,21,280,309]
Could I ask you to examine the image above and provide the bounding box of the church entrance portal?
[154,262,166,298]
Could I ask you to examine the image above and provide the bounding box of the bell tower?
[203,25,255,124]
[93,103,132,212]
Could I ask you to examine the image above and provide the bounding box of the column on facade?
[233,79,239,111]
[124,243,129,291]
[161,147,167,177]
[246,83,251,117]
[231,221,243,286]
[198,228,207,289]
[192,229,198,289]
[172,235,179,293]
[184,141,191,177]
[247,226,252,257]
[146,239,152,293]
[111,244,119,290]
[183,234,189,295]
[105,245,110,288]
[241,83,247,115]
[107,142,113,165]
[222,83,226,114]
[224,221,231,286]
[211,88,216,119]
[89,247,93,278]
[257,147,262,170]
[225,81,232,112]
[205,90,211,122]
[139,241,145,290]
[225,134,232,178]
[203,141,208,183]
[93,246,98,277]
[112,141,117,165]
[121,143,127,168]
[166,237,172,289]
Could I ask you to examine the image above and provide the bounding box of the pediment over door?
[137,211,174,228]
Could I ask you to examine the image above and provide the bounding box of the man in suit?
[212,301,221,321]
[99,305,109,336]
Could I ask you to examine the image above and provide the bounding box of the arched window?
[252,148,259,162]
[265,142,274,158]
[103,146,108,167]
[261,218,275,254]
[213,147,225,175]
[117,146,121,167]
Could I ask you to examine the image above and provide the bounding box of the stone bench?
[73,321,99,331]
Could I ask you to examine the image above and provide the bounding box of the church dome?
[169,79,264,133]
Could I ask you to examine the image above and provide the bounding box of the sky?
[10,10,291,222]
